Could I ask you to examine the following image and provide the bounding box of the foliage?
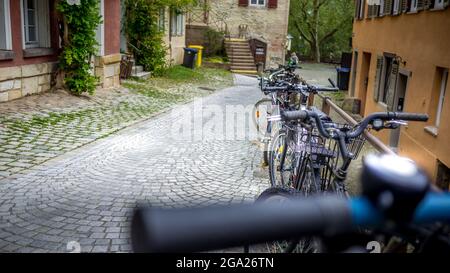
[124,0,195,75]
[204,28,226,57]
[57,0,102,95]
[288,0,354,62]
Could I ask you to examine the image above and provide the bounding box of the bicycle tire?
[252,98,272,140]
[268,131,294,187]
[256,187,320,253]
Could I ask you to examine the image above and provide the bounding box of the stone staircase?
[131,65,151,79]
[224,38,257,75]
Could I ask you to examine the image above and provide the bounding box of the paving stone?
[0,75,271,253]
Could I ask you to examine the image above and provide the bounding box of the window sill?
[424,126,439,137]
[0,50,15,61]
[23,47,55,58]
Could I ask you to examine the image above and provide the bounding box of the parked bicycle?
[261,110,428,252]
[131,153,450,254]
[253,80,337,166]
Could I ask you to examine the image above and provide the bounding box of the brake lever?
[385,120,408,129]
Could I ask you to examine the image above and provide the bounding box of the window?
[170,10,184,36]
[410,0,425,11]
[393,0,400,14]
[158,8,165,32]
[0,0,12,50]
[21,0,50,49]
[373,54,398,109]
[435,68,448,128]
[379,0,385,15]
[380,55,394,104]
[250,0,266,6]
[434,0,449,9]
[425,67,448,136]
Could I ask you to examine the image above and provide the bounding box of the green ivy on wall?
[124,0,194,76]
[57,0,102,95]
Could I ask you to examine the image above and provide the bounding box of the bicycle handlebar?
[281,110,429,139]
[131,193,450,253]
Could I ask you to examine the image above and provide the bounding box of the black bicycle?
[131,153,450,254]
[261,110,428,252]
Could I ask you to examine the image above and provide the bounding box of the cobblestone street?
[0,74,268,253]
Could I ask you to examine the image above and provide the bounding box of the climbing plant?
[57,0,102,95]
[124,0,194,76]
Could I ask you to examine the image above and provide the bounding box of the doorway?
[389,72,408,149]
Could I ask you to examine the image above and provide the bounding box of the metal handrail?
[313,93,396,155]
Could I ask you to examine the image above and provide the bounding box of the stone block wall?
[0,62,58,102]
[95,53,121,88]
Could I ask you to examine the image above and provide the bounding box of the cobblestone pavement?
[0,74,269,253]
[0,75,229,180]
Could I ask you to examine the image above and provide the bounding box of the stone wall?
[0,62,58,102]
[188,0,290,68]
[95,53,121,89]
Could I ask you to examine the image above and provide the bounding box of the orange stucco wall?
[351,7,450,180]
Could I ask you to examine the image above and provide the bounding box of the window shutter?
[384,0,393,14]
[368,4,373,17]
[268,0,278,8]
[373,56,383,102]
[400,0,408,12]
[386,61,399,111]
[360,0,366,18]
[238,0,249,7]
[417,0,425,9]
[37,0,50,48]
[424,0,432,9]
[355,0,361,18]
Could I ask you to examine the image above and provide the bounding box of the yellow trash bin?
[188,45,204,67]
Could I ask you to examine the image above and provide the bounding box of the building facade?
[186,0,290,68]
[0,0,122,103]
[351,0,450,185]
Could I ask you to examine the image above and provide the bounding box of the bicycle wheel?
[268,131,295,187]
[256,187,320,253]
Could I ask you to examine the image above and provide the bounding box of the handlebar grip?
[281,110,308,121]
[131,197,351,253]
[391,112,429,122]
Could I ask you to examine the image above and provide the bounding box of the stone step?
[132,65,144,74]
[228,51,253,56]
[226,47,251,52]
[225,44,250,48]
[230,69,258,75]
[231,65,257,71]
[229,55,254,60]
[131,71,151,80]
[231,61,256,67]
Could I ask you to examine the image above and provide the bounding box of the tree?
[289,0,354,63]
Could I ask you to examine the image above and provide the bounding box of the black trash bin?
[182,48,198,69]
[336,67,350,90]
